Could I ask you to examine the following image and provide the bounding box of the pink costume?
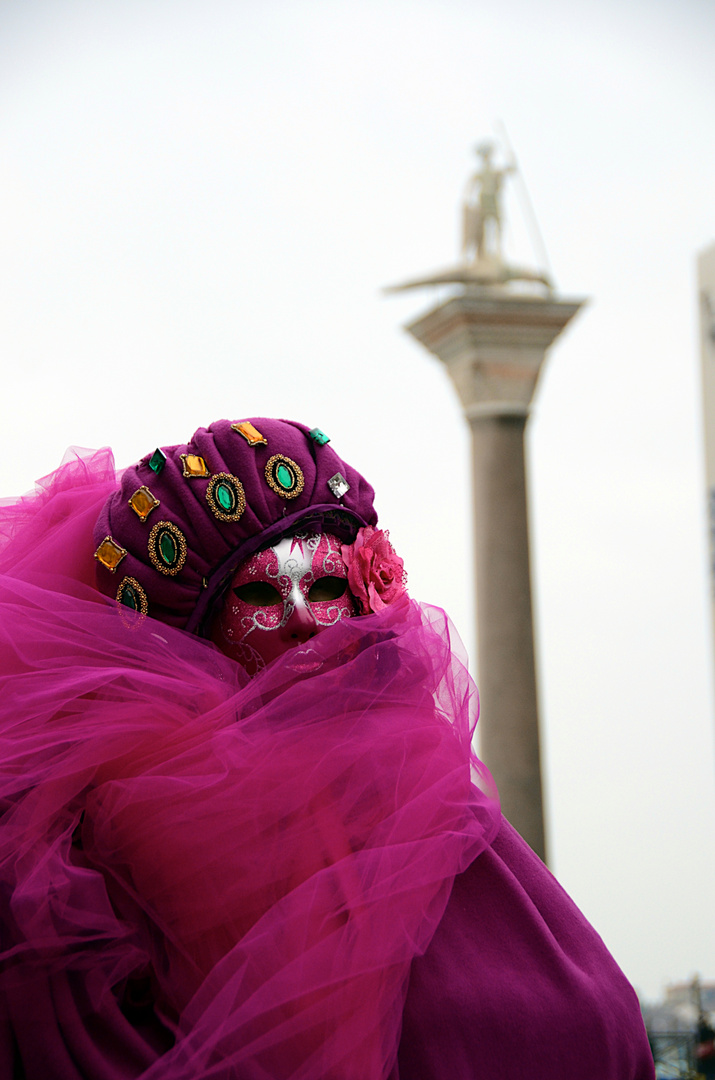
[0,420,654,1079]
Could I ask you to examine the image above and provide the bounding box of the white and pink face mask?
[211,531,355,676]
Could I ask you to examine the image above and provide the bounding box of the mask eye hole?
[308,576,348,603]
[233,582,283,606]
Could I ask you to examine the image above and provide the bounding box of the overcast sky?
[1,0,714,1001]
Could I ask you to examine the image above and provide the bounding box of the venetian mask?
[211,531,355,675]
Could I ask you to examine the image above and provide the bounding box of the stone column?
[698,245,715,687]
[406,289,583,862]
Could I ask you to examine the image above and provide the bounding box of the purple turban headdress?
[93,418,377,633]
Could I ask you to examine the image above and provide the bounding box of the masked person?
[0,418,653,1079]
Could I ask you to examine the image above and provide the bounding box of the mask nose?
[279,594,318,646]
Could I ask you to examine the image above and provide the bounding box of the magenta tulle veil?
[0,449,500,1079]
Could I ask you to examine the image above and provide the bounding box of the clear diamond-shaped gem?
[327,472,350,499]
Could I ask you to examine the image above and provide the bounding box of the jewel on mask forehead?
[94,536,127,572]
[128,486,160,522]
[148,448,166,475]
[265,454,305,500]
[327,472,350,499]
[180,453,210,478]
[148,520,188,576]
[308,427,330,446]
[232,421,268,446]
[206,472,246,523]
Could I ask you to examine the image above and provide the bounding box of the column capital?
[406,290,585,416]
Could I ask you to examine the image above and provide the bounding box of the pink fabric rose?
[341,527,408,615]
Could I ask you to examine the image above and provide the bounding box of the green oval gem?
[159,530,177,566]
[121,584,138,610]
[216,482,235,512]
[276,463,294,490]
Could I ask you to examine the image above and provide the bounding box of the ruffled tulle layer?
[0,450,500,1079]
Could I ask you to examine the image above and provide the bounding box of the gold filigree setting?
[264,455,305,500]
[206,473,247,523]
[116,575,149,616]
[148,520,188,576]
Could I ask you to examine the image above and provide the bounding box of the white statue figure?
[462,142,515,265]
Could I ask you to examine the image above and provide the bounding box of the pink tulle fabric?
[0,450,500,1079]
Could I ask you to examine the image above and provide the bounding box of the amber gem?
[129,486,159,521]
[232,421,268,446]
[95,537,127,572]
[181,454,210,478]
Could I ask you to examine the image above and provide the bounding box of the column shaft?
[470,414,546,861]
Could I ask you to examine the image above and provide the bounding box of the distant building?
[642,979,715,1033]
[665,981,715,1015]
[642,978,715,1079]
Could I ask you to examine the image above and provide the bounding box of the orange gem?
[231,421,267,447]
[128,486,160,521]
[180,454,210,478]
[94,536,127,572]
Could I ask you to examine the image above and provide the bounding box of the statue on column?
[385,135,552,293]
[462,142,515,266]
